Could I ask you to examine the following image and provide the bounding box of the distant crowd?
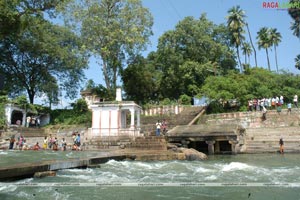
[247,95,298,112]
[8,132,82,151]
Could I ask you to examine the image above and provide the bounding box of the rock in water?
[34,171,56,178]
[179,148,208,161]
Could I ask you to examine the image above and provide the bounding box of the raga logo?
[263,1,300,9]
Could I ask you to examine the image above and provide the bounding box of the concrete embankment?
[0,153,127,181]
[0,149,201,181]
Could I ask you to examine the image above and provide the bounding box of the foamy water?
[1,154,300,199]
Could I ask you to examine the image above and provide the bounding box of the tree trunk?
[246,23,257,67]
[102,58,111,91]
[266,48,271,71]
[236,46,243,73]
[28,89,35,104]
[248,55,251,66]
[274,45,279,72]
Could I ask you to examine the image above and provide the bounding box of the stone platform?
[0,149,191,181]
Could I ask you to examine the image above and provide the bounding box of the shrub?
[179,94,192,105]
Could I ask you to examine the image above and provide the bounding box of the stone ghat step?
[244,149,300,153]
[246,140,300,144]
[246,127,300,132]
[246,136,300,140]
[246,132,300,136]
[246,138,300,142]
[0,154,128,181]
[246,137,300,142]
[246,144,300,148]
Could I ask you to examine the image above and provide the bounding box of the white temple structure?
[4,104,50,127]
[86,88,142,139]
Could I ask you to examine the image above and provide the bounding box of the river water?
[0,151,300,200]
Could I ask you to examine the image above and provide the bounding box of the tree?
[83,80,114,101]
[288,0,300,38]
[0,17,88,104]
[269,28,282,72]
[61,0,153,93]
[155,14,236,100]
[291,20,300,38]
[200,68,300,112]
[295,54,300,70]
[288,0,300,71]
[257,27,272,71]
[241,42,252,65]
[245,22,258,67]
[226,6,246,72]
[122,55,158,104]
[0,0,67,40]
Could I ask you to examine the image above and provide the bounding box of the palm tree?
[269,28,282,72]
[226,6,246,72]
[291,20,300,38]
[241,42,252,65]
[257,27,272,71]
[295,54,300,70]
[245,22,258,66]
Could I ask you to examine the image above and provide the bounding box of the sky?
[59,0,300,107]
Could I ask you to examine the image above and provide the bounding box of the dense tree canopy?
[0,16,88,104]
[0,0,87,104]
[61,0,153,92]
[201,68,300,111]
[152,14,236,100]
[0,0,67,39]
[122,55,159,104]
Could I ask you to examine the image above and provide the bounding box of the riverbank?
[0,148,207,181]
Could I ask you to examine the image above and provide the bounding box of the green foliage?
[0,96,8,128]
[62,0,153,92]
[84,80,114,101]
[50,98,91,126]
[154,14,236,100]
[161,98,172,105]
[50,108,91,127]
[288,0,300,38]
[122,55,159,104]
[179,94,192,105]
[201,68,300,113]
[71,99,88,114]
[0,1,88,104]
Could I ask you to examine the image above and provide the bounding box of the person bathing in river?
[33,142,40,151]
[279,138,284,154]
[61,138,67,151]
[43,136,48,150]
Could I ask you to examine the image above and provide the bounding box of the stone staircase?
[245,127,300,153]
[84,136,132,150]
[199,109,300,153]
[141,106,205,135]
[130,136,167,150]
[83,136,168,151]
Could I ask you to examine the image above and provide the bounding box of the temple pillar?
[229,140,239,155]
[130,109,135,128]
[206,141,215,155]
[136,109,140,128]
[22,111,26,127]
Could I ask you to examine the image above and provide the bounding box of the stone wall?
[142,105,185,116]
[199,109,300,153]
[200,109,300,129]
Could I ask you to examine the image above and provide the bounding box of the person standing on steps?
[155,120,162,136]
[287,102,292,115]
[262,106,267,121]
[279,138,284,154]
[293,94,298,109]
